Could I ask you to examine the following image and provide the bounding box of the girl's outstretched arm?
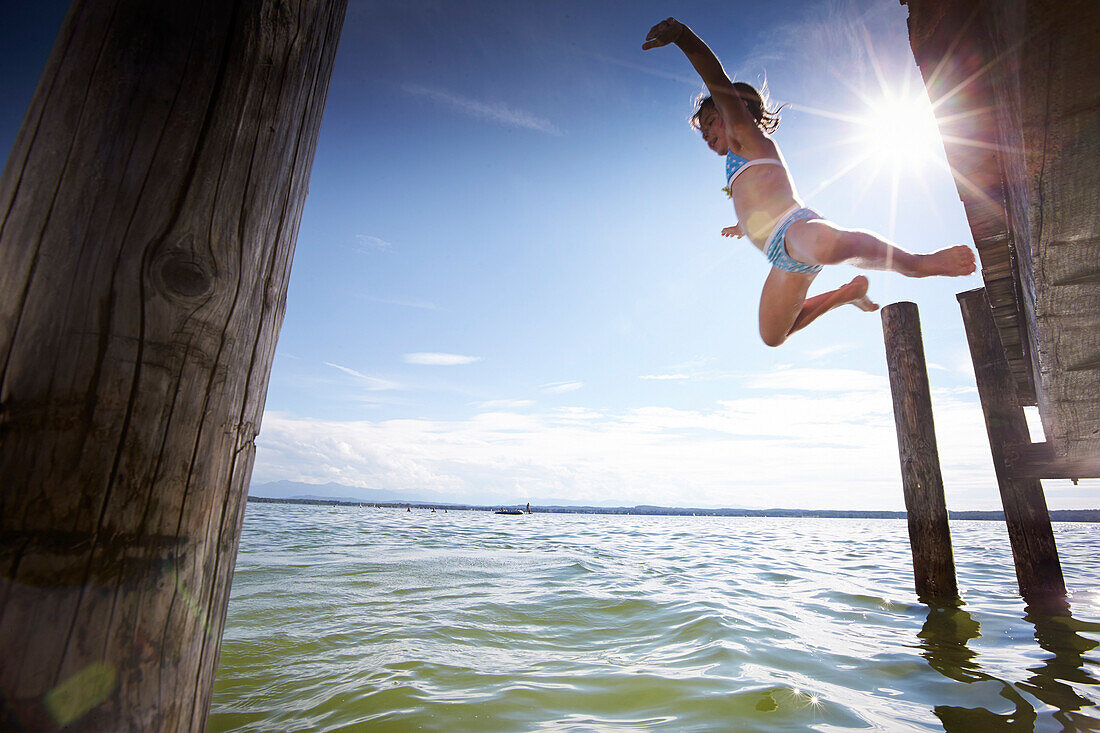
[642,18,759,136]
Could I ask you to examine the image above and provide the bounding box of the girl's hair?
[689,82,783,134]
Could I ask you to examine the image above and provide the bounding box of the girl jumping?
[643,18,975,347]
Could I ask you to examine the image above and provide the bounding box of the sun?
[778,26,980,237]
[795,80,950,207]
[857,91,943,171]
[793,78,954,235]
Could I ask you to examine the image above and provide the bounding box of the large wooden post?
[958,288,1065,600]
[0,1,346,730]
[881,302,958,601]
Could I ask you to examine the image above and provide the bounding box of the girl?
[643,18,975,346]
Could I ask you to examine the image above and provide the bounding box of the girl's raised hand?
[642,18,684,50]
[722,224,744,239]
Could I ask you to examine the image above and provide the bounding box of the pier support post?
[882,302,958,601]
[0,1,347,729]
[958,289,1065,600]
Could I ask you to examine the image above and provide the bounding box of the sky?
[2,0,1095,510]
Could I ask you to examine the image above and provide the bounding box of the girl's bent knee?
[760,330,786,348]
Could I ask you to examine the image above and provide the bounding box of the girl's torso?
[726,138,802,250]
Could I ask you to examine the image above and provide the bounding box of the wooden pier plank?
[1005,442,1100,481]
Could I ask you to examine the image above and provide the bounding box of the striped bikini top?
[726,150,784,187]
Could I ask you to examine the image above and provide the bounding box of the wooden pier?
[893,0,1100,601]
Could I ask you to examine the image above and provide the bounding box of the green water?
[209,504,1100,731]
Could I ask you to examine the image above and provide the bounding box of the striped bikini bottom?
[763,205,823,275]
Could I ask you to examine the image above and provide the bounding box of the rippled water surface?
[209,504,1100,731]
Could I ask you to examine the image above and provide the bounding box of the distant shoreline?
[246,495,1100,523]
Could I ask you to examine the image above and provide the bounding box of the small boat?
[494,509,524,515]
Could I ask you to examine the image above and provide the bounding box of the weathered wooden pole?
[0,1,346,730]
[958,288,1065,600]
[881,302,958,601]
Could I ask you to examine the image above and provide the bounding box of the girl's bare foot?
[915,245,976,277]
[840,275,879,312]
[782,274,879,342]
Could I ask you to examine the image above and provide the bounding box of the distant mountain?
[248,481,1099,521]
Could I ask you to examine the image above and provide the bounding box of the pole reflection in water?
[919,602,983,683]
[1022,597,1100,731]
[919,598,1100,732]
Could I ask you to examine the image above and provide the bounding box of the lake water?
[208,503,1100,732]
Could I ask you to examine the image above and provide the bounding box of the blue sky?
[3,0,1095,509]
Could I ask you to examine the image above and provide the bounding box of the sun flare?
[858,92,943,170]
[794,75,958,234]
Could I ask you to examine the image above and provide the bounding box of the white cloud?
[805,344,853,359]
[403,352,483,366]
[355,234,392,250]
[639,373,691,380]
[475,399,535,409]
[541,381,584,394]
[403,84,562,135]
[744,367,888,393]
[1022,406,1045,443]
[323,362,400,391]
[250,366,1060,510]
[548,407,604,422]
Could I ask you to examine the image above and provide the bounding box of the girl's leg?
[758,269,877,347]
[784,219,976,277]
[789,275,878,335]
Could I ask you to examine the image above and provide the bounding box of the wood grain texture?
[1005,441,1100,480]
[881,302,958,602]
[0,0,347,729]
[958,288,1065,600]
[1019,0,1100,461]
[903,0,1100,463]
[903,0,1037,405]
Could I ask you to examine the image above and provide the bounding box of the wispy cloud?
[805,344,853,359]
[541,381,584,394]
[548,407,603,422]
[744,367,888,393]
[736,0,916,105]
[639,373,691,381]
[475,399,535,409]
[582,50,700,86]
[324,362,400,391]
[355,234,392,251]
[363,296,439,311]
[403,84,562,135]
[404,352,483,366]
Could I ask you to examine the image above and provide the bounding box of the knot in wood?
[155,254,213,300]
